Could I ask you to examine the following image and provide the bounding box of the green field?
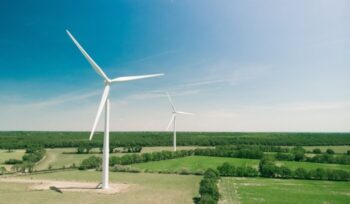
[0,149,25,164]
[219,177,350,204]
[0,171,200,204]
[131,156,350,173]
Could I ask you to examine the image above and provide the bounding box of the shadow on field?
[49,186,98,194]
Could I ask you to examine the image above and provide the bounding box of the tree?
[278,166,292,178]
[203,168,220,181]
[199,179,220,201]
[294,168,308,179]
[291,146,306,161]
[198,194,217,204]
[77,145,85,154]
[312,148,322,154]
[259,157,276,178]
[79,156,102,170]
[326,149,335,154]
[217,162,235,176]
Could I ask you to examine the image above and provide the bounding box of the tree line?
[216,157,350,181]
[197,169,220,204]
[195,146,350,165]
[79,150,194,169]
[1,131,350,149]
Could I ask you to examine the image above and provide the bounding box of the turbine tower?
[66,30,163,189]
[166,92,193,151]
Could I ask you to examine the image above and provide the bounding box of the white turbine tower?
[166,93,193,151]
[66,30,163,189]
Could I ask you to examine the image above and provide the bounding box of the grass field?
[131,156,350,173]
[0,149,26,171]
[219,177,350,204]
[301,146,350,154]
[35,146,205,170]
[0,149,25,163]
[0,170,200,204]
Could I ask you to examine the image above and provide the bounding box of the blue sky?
[0,0,349,131]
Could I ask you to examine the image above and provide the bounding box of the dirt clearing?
[0,177,131,194]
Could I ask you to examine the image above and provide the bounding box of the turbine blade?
[176,111,194,115]
[66,30,109,81]
[90,85,110,140]
[110,73,164,83]
[166,92,176,112]
[166,114,176,130]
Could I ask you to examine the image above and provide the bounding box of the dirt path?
[0,177,131,194]
[35,151,57,170]
[219,178,241,204]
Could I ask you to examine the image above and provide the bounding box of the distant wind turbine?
[166,92,193,151]
[66,30,163,189]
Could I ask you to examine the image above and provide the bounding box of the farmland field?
[131,156,350,172]
[0,171,200,204]
[219,177,350,204]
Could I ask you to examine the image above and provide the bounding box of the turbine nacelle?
[165,93,194,131]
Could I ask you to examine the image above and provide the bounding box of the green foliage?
[4,158,22,164]
[109,150,193,166]
[11,162,35,173]
[194,146,264,159]
[198,194,217,204]
[1,132,350,149]
[78,156,102,170]
[326,148,335,154]
[111,165,141,173]
[217,162,258,177]
[291,146,306,161]
[313,148,322,154]
[203,168,220,181]
[22,146,46,164]
[294,167,308,179]
[198,169,220,203]
[275,152,295,161]
[123,145,142,153]
[257,157,350,181]
[76,143,93,154]
[306,153,350,165]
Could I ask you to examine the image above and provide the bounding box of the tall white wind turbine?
[66,30,163,189]
[166,92,193,151]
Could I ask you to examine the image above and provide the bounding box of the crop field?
[219,177,350,204]
[0,171,201,204]
[131,156,350,173]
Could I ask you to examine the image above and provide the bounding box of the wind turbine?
[66,30,163,189]
[166,92,193,151]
